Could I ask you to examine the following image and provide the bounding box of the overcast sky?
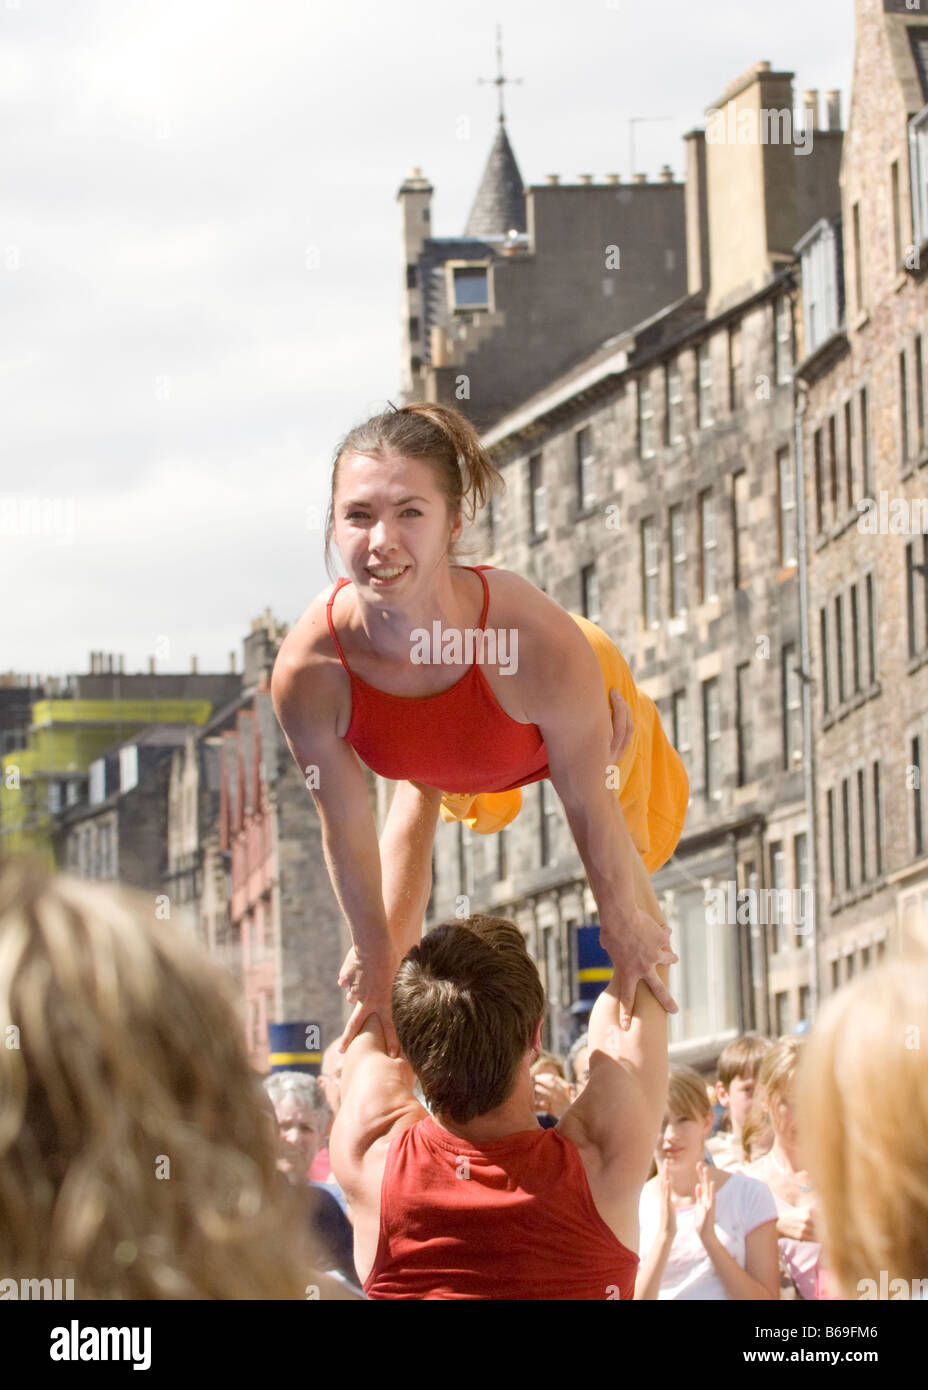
[1,0,855,681]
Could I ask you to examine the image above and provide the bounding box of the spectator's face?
[573,1047,590,1092]
[657,1107,710,1166]
[273,1096,323,1179]
[724,1076,756,1132]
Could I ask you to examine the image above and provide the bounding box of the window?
[850,584,862,694]
[665,358,684,444]
[728,322,743,412]
[873,762,883,877]
[782,643,802,768]
[914,736,924,859]
[777,447,797,566]
[918,335,926,455]
[860,388,871,498]
[672,689,692,788]
[798,218,842,354]
[820,607,831,715]
[735,663,751,786]
[909,103,928,248]
[861,945,871,972]
[497,826,508,882]
[798,984,811,1022]
[529,454,547,537]
[841,777,852,892]
[770,842,786,954]
[406,263,418,290]
[638,375,656,458]
[408,315,420,340]
[892,160,903,270]
[857,767,868,882]
[813,427,825,533]
[697,341,713,427]
[452,264,489,308]
[906,539,928,658]
[775,991,790,1036]
[641,517,660,628]
[581,563,600,624]
[539,781,559,867]
[703,677,721,801]
[732,470,749,588]
[794,831,809,892]
[835,594,847,704]
[830,958,840,992]
[576,427,595,510]
[853,202,863,313]
[828,415,838,517]
[775,295,793,385]
[699,490,718,601]
[901,350,910,465]
[844,400,855,512]
[865,573,877,683]
[826,788,837,898]
[669,504,687,617]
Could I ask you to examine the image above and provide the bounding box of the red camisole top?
[325,564,551,793]
[363,1116,639,1300]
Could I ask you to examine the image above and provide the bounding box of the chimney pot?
[148,657,155,675]
[577,173,593,185]
[825,89,841,131]
[632,173,647,185]
[191,655,199,675]
[659,164,674,183]
[801,89,819,131]
[604,173,620,185]
[544,174,560,185]
[229,650,237,674]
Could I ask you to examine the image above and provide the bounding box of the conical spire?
[464,121,527,239]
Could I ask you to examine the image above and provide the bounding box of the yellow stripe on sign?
[268,1052,322,1065]
[577,967,613,983]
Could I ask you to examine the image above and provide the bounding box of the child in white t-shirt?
[635,1066,779,1300]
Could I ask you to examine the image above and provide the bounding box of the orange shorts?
[437,612,689,874]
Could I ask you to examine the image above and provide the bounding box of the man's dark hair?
[392,915,545,1123]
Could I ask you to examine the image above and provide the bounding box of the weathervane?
[478,24,522,125]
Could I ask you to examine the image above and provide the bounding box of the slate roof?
[464,121,527,239]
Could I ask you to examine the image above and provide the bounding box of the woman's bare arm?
[270,647,402,1053]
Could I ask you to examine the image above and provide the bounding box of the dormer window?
[449,262,490,311]
[909,103,928,248]
[796,217,844,356]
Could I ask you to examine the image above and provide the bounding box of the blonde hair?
[798,958,928,1295]
[324,401,505,581]
[0,855,317,1299]
[667,1066,713,1123]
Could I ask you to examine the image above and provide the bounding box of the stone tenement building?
[796,0,928,989]
[419,58,843,1063]
[397,116,687,431]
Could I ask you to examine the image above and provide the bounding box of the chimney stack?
[229,651,237,674]
[148,657,156,675]
[659,164,674,183]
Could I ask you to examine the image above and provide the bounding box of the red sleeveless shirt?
[363,1116,639,1300]
[325,565,550,793]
